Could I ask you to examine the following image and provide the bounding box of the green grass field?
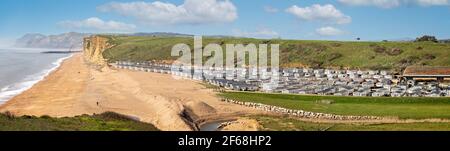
[101,35,450,71]
[254,116,450,131]
[220,92,450,119]
[96,35,450,130]
[0,112,159,131]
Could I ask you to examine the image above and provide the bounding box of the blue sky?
[1,0,450,43]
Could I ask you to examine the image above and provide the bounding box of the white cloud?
[97,0,238,25]
[264,6,279,13]
[338,0,402,8]
[286,4,352,24]
[338,0,449,8]
[232,28,279,39]
[316,26,346,36]
[59,17,136,31]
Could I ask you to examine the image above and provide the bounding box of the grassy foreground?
[0,112,159,131]
[102,35,450,71]
[220,92,450,119]
[254,116,450,131]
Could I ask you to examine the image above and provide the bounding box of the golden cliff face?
[83,36,111,66]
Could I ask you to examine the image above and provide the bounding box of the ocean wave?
[0,54,73,104]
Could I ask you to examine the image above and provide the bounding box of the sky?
[1,0,450,44]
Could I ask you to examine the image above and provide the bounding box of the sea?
[0,48,72,104]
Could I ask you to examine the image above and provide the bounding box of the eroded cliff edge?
[83,36,111,66]
[81,35,200,131]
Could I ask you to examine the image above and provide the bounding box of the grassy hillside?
[254,116,450,131]
[101,35,450,71]
[0,112,159,131]
[220,92,450,119]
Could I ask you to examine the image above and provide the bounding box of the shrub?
[3,111,15,119]
[262,40,271,44]
[373,45,387,53]
[415,35,438,43]
[96,112,139,121]
[398,56,421,67]
[22,115,34,119]
[423,54,436,60]
[327,53,343,62]
[40,115,51,119]
[387,48,403,55]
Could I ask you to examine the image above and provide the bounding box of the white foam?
[0,54,73,104]
[1,86,9,92]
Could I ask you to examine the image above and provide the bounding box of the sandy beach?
[0,53,260,131]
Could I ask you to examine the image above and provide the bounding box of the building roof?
[403,66,450,76]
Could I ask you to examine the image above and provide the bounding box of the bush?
[327,53,343,62]
[387,48,403,55]
[262,40,271,44]
[3,111,15,119]
[423,54,436,60]
[416,35,438,43]
[373,46,402,56]
[373,45,387,53]
[95,112,139,121]
[398,56,421,67]
[40,115,51,119]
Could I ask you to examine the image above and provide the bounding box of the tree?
[415,35,438,43]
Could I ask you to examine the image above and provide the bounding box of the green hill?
[0,112,159,131]
[101,35,450,71]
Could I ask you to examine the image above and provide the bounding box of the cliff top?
[93,35,450,71]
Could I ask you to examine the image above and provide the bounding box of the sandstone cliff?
[83,36,111,66]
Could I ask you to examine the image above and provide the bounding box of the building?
[403,66,450,82]
[114,61,450,98]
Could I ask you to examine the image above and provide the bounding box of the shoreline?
[0,53,74,104]
[1,52,448,131]
[0,53,261,131]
